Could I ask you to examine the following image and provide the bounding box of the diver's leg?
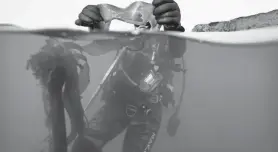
[122,101,162,152]
[71,101,129,152]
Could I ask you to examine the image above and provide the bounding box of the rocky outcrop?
[192,9,278,32]
[0,24,23,31]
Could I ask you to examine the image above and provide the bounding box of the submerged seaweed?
[26,38,89,152]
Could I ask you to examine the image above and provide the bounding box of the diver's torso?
[110,36,173,98]
[121,49,154,83]
[122,36,171,81]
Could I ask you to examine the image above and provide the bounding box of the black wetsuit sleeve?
[164,25,186,58]
[167,36,186,58]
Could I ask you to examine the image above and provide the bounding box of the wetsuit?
[71,31,185,152]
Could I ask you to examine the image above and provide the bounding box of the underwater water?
[0,31,278,152]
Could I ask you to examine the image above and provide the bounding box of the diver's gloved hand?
[75,5,104,29]
[152,0,185,32]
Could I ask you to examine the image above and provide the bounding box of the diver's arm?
[167,37,186,58]
[88,21,111,32]
[164,25,186,58]
[164,24,185,32]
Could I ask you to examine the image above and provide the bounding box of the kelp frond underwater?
[26,38,88,152]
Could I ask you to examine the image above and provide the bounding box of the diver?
[71,0,186,152]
